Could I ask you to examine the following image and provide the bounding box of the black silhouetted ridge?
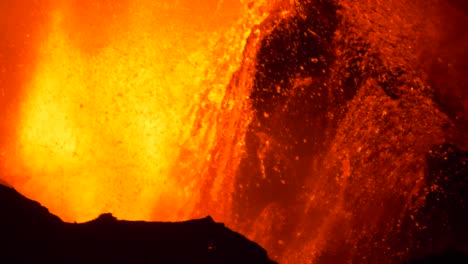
[0,183,276,264]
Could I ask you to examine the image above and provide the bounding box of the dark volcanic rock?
[0,184,276,264]
[406,249,468,264]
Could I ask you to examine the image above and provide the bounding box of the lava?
[0,0,279,222]
[1,0,467,263]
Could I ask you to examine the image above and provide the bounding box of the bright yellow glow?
[4,0,274,222]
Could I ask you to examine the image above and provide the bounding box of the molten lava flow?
[1,0,467,263]
[0,0,282,222]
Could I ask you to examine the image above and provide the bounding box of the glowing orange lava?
[2,1,466,263]
[0,0,279,222]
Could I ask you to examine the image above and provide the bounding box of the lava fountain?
[1,0,467,263]
[0,0,286,221]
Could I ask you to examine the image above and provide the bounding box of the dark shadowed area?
[0,183,276,264]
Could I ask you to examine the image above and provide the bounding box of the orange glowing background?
[2,0,467,263]
[0,0,281,222]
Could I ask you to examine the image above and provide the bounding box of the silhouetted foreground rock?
[405,249,468,264]
[0,184,276,264]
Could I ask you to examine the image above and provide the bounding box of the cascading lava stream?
[1,0,280,222]
[1,0,467,263]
